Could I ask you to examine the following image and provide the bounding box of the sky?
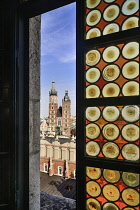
[40,3,76,118]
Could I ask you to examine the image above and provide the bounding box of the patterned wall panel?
[85,41,139,98]
[86,166,140,210]
[85,105,140,162]
[85,0,139,39]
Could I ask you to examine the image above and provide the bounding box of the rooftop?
[40,172,76,200]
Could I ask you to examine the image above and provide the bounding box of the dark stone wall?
[40,192,76,210]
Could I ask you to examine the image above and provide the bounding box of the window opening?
[40,2,76,200]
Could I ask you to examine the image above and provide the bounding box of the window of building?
[44,163,48,173]
[58,119,61,126]
[74,170,76,179]
[58,166,63,176]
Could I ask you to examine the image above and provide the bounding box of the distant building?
[48,81,72,137]
[40,81,76,179]
[40,135,76,178]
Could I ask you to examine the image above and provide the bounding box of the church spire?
[49,81,57,96]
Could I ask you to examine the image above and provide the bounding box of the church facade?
[48,81,72,137]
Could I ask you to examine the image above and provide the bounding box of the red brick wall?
[40,157,76,178]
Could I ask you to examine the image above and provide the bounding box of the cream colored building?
[40,136,76,178]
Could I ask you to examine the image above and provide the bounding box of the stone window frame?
[44,163,48,173]
[58,166,63,176]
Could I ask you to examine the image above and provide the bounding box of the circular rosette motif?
[122,61,139,79]
[86,0,101,9]
[103,202,119,210]
[102,142,120,159]
[86,85,100,98]
[122,17,139,30]
[86,167,101,180]
[86,123,100,139]
[102,124,120,141]
[86,68,101,83]
[122,0,139,16]
[122,144,139,161]
[122,188,139,206]
[86,50,100,66]
[103,46,120,63]
[102,106,120,122]
[86,28,101,39]
[102,83,120,97]
[122,124,139,142]
[86,198,101,210]
[103,184,120,202]
[103,23,119,35]
[86,141,100,156]
[103,169,120,183]
[86,181,101,197]
[122,81,139,96]
[103,5,120,22]
[103,64,120,81]
[122,105,139,122]
[122,172,139,187]
[86,10,101,26]
[86,107,101,122]
[122,42,139,59]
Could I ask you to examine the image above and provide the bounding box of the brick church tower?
[48,81,58,134]
[62,90,71,136]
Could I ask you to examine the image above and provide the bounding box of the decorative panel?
[85,0,139,39]
[86,166,140,210]
[85,41,139,98]
[85,105,140,162]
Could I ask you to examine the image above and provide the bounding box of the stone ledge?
[40,192,76,210]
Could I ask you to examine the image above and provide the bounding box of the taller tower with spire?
[48,81,58,133]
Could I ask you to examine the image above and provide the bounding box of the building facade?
[40,136,76,178]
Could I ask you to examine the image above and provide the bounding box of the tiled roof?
[40,172,76,200]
